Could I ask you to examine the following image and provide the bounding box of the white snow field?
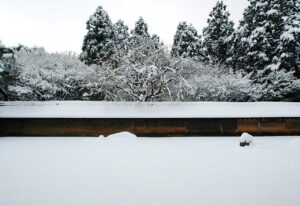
[1,101,300,118]
[1,136,300,206]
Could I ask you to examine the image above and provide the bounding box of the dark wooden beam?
[1,118,299,137]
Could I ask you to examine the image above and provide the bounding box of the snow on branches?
[11,48,104,100]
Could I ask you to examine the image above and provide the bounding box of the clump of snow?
[280,32,295,42]
[240,132,254,147]
[8,85,33,95]
[106,132,137,139]
[2,53,13,59]
[255,2,268,8]
[267,9,278,16]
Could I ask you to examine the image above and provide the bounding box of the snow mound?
[106,132,137,139]
[240,133,254,147]
[240,132,254,143]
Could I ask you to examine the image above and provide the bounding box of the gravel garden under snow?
[1,135,300,206]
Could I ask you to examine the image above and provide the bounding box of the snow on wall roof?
[0,101,300,118]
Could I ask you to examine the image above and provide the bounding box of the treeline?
[0,0,299,102]
[80,0,300,77]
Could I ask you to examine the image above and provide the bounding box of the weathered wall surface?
[1,118,300,137]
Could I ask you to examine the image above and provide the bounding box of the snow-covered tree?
[112,35,167,69]
[80,6,115,65]
[100,39,175,101]
[277,0,300,77]
[174,60,252,102]
[114,20,129,44]
[11,49,104,100]
[110,19,164,69]
[112,64,175,102]
[231,1,257,71]
[0,41,15,73]
[171,22,201,59]
[131,17,150,38]
[250,0,284,73]
[151,34,164,51]
[0,41,16,100]
[251,67,300,101]
[202,1,235,65]
[234,0,299,77]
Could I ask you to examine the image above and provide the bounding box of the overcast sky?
[0,0,249,53]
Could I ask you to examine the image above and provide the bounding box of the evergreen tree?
[0,41,16,101]
[113,18,164,66]
[171,22,201,59]
[151,34,164,50]
[231,0,257,72]
[234,0,299,77]
[234,0,279,73]
[249,0,284,74]
[80,6,115,65]
[277,0,300,77]
[114,20,129,44]
[131,17,150,38]
[231,0,300,101]
[253,67,300,101]
[127,17,151,53]
[171,22,187,57]
[202,1,235,65]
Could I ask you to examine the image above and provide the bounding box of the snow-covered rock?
[240,132,254,146]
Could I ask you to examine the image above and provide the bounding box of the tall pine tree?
[232,0,257,72]
[151,34,164,50]
[131,17,150,38]
[248,0,284,74]
[122,17,164,65]
[232,0,300,101]
[277,0,300,76]
[202,1,235,65]
[80,6,115,65]
[171,22,201,59]
[234,0,299,76]
[114,20,129,44]
[128,17,151,50]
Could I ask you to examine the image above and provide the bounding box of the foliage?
[202,1,235,65]
[0,41,16,100]
[131,17,150,38]
[233,0,300,78]
[251,67,300,101]
[100,38,175,101]
[171,22,202,59]
[277,0,300,77]
[2,2,300,102]
[11,49,104,100]
[114,20,129,44]
[80,6,115,65]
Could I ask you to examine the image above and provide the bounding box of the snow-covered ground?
[1,136,300,206]
[1,101,300,118]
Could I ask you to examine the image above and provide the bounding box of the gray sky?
[0,0,249,53]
